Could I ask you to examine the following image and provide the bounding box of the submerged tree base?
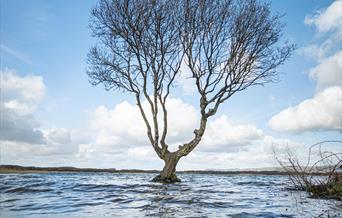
[151,174,181,183]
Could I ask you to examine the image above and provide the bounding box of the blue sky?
[1,0,341,170]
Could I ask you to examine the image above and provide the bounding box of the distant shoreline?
[1,165,338,176]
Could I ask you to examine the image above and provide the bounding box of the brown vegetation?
[275,141,342,200]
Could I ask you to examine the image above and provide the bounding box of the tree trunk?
[152,152,181,183]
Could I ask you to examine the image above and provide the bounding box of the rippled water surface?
[0,173,341,217]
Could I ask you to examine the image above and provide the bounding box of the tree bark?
[152,152,181,183]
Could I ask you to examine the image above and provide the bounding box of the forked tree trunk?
[152,117,207,183]
[152,152,181,183]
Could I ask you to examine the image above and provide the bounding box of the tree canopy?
[87,0,294,182]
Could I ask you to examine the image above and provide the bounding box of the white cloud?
[56,98,270,169]
[44,128,71,144]
[176,61,197,95]
[76,143,95,160]
[92,102,146,147]
[3,99,37,115]
[178,135,304,170]
[0,71,202,167]
[309,51,342,91]
[1,126,78,165]
[200,115,263,152]
[2,109,46,146]
[299,45,326,62]
[91,98,198,150]
[274,2,342,134]
[89,98,266,154]
[301,1,342,64]
[269,86,342,133]
[304,1,342,33]
[0,70,79,161]
[126,146,159,162]
[0,77,307,170]
[0,104,46,144]
[0,70,46,144]
[262,135,303,152]
[1,69,45,102]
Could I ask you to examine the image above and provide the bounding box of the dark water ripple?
[0,173,341,217]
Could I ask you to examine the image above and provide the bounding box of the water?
[0,173,341,217]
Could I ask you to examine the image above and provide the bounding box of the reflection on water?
[0,173,341,217]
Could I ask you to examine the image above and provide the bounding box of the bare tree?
[87,0,294,183]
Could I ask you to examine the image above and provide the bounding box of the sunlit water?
[0,173,341,217]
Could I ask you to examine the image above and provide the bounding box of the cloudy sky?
[0,0,341,170]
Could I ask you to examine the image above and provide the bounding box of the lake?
[0,173,341,217]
